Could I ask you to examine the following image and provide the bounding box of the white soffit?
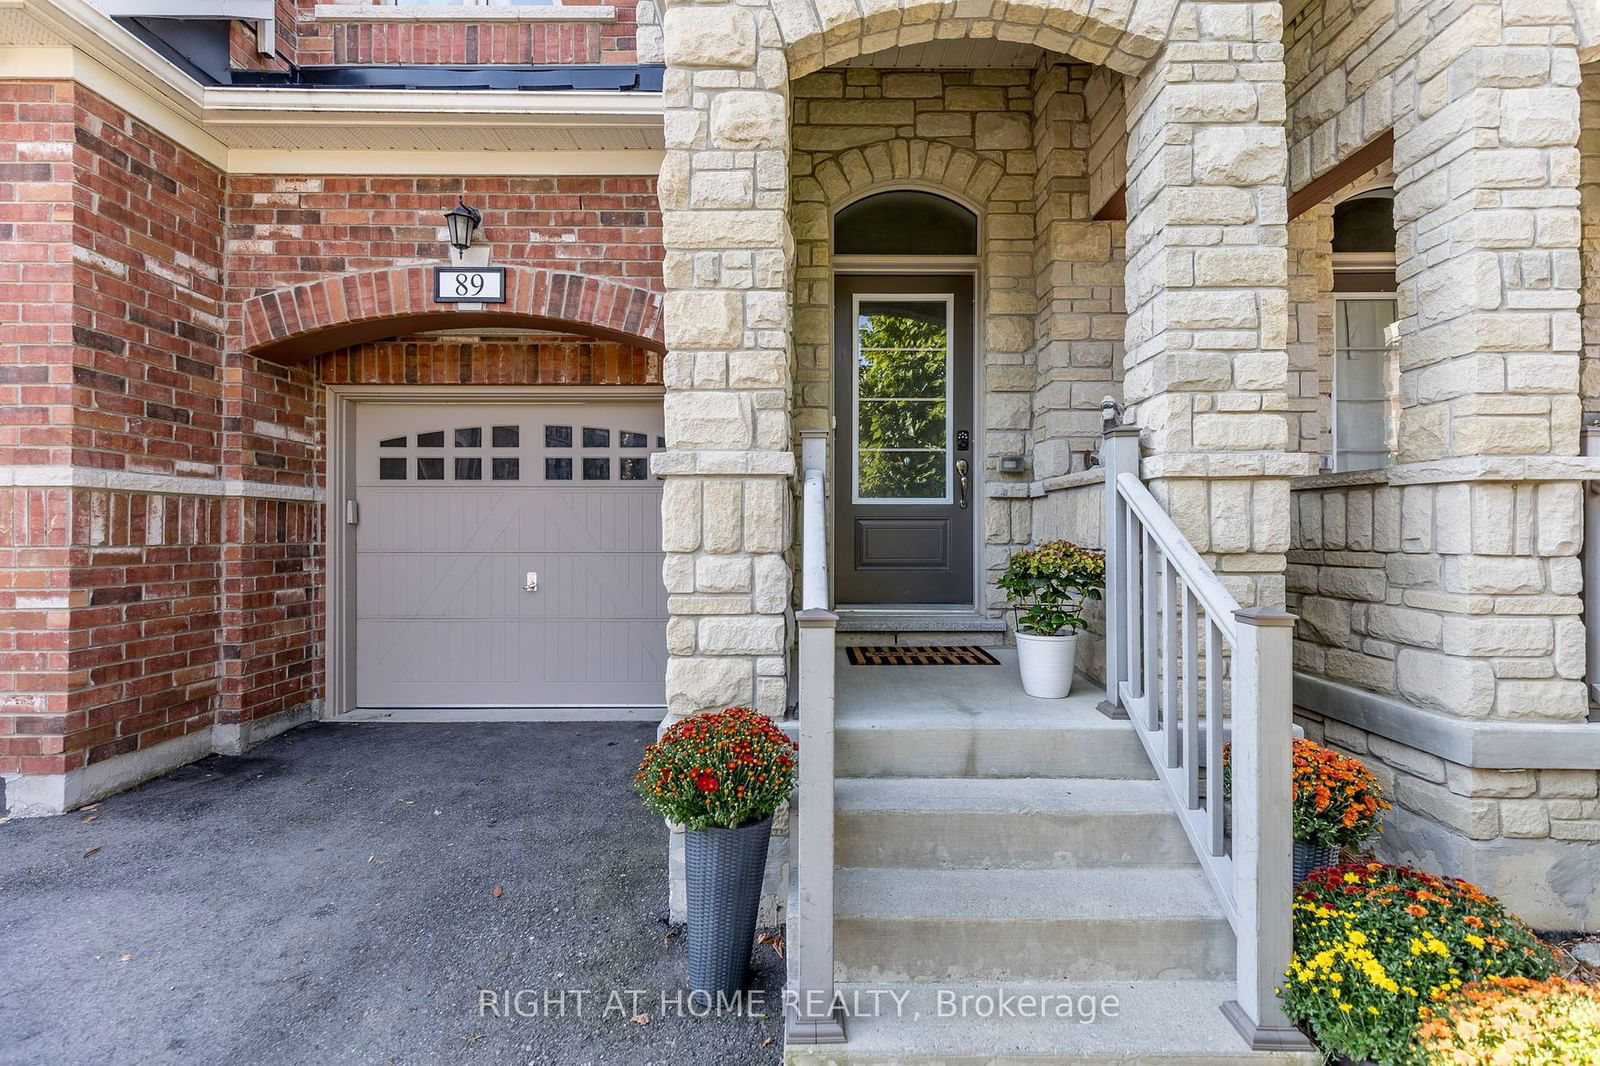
[0,0,665,172]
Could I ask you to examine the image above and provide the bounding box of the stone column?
[1294,14,1595,928]
[656,0,797,924]
[1393,33,1583,463]
[1121,12,1305,609]
[656,1,795,725]
[1381,24,1587,724]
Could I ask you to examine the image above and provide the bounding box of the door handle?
[956,459,969,510]
[524,571,539,592]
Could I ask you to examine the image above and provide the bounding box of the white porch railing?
[787,429,845,1043]
[1101,425,1311,1052]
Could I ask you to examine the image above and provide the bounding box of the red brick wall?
[225,175,662,305]
[69,490,224,767]
[0,487,72,776]
[1,82,76,469]
[0,84,322,780]
[229,0,300,70]
[0,83,239,779]
[71,88,228,478]
[2,87,666,791]
[0,83,75,776]
[235,0,643,69]
[220,496,321,730]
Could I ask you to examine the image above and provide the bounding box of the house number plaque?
[433,267,506,304]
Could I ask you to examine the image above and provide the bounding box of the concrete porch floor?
[0,722,783,1066]
[837,646,1108,721]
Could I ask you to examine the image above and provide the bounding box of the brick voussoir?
[238,265,665,355]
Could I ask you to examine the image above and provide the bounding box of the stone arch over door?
[763,0,1175,78]
[792,139,1013,435]
[238,265,665,362]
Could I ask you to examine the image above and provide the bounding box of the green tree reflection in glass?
[856,300,948,499]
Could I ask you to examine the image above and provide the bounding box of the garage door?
[353,400,666,709]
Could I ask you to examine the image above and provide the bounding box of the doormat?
[845,645,1001,666]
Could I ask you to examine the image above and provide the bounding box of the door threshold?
[835,608,1006,635]
[333,706,664,724]
[837,604,977,614]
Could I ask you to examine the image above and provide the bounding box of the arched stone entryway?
[656,0,1299,724]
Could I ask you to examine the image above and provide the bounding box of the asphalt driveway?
[0,722,785,1066]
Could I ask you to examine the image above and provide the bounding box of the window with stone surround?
[1331,189,1398,473]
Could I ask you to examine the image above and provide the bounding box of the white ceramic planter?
[1015,631,1077,699]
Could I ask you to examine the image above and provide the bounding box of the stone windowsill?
[313,4,618,23]
[1033,468,1105,496]
[1292,455,1600,492]
[1289,467,1389,492]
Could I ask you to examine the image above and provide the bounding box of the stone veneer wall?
[1031,65,1127,492]
[1288,470,1600,928]
[1279,0,1600,928]
[787,62,1127,616]
[1583,64,1600,414]
[1282,0,1404,195]
[789,64,1122,613]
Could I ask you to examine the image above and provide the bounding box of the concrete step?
[785,980,1321,1065]
[835,693,1153,780]
[835,777,1197,869]
[836,611,1010,649]
[834,867,1234,982]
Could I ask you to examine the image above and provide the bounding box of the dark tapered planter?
[685,815,773,1000]
[1293,840,1342,884]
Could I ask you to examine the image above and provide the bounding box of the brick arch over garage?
[240,265,665,362]
[770,0,1177,79]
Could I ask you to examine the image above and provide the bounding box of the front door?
[834,274,975,605]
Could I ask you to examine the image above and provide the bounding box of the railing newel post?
[1222,606,1313,1053]
[788,430,846,1045]
[1099,424,1139,720]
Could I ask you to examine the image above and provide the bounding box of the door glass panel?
[855,298,951,502]
[1334,297,1398,472]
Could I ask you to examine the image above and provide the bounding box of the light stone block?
[698,616,787,655]
[663,7,756,67]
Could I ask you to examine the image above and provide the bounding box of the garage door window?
[377,418,660,485]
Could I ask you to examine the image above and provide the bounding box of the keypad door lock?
[956,430,971,452]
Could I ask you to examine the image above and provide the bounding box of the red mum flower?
[696,772,720,793]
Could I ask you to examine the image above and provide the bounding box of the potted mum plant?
[1226,737,1391,883]
[1287,738,1390,881]
[635,707,798,1000]
[997,540,1106,699]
